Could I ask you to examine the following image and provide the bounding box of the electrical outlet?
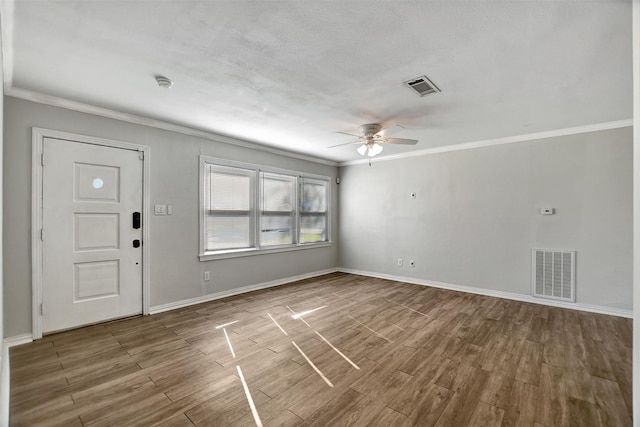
[204,271,210,281]
[397,258,403,266]
[409,260,415,267]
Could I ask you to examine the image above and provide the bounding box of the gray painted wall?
[3,96,338,337]
[339,127,633,311]
[2,95,632,338]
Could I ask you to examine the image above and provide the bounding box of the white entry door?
[42,137,143,333]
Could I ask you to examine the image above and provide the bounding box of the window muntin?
[200,157,330,258]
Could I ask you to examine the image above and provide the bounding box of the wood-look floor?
[10,273,633,426]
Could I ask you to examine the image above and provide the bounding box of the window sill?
[199,241,332,261]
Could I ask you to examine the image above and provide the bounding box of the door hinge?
[41,153,45,166]
[138,151,144,160]
[40,303,44,316]
[40,228,44,241]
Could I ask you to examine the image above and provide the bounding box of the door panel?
[74,213,120,250]
[42,137,143,333]
[74,162,120,202]
[74,260,120,300]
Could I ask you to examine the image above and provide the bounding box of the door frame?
[31,127,151,339]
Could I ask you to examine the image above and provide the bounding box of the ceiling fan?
[329,123,418,159]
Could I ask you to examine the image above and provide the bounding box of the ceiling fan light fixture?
[329,122,418,159]
[368,143,383,157]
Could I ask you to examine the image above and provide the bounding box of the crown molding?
[4,87,339,167]
[3,86,632,169]
[339,119,634,167]
[2,85,632,171]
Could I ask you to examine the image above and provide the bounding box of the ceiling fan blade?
[382,137,418,145]
[379,125,404,137]
[327,140,362,149]
[335,131,362,138]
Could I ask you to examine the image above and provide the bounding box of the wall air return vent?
[404,75,441,97]
[532,249,576,302]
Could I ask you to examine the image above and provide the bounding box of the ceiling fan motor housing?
[359,123,382,137]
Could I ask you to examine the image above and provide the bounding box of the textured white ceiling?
[6,1,633,162]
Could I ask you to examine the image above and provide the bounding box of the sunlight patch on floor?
[292,341,334,388]
[267,313,288,336]
[236,365,263,427]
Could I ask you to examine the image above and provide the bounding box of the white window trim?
[199,156,332,261]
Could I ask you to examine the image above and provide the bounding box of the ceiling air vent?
[404,75,441,97]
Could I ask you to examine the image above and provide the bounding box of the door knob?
[133,239,141,248]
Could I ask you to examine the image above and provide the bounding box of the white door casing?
[32,128,150,338]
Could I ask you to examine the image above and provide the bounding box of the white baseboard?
[338,268,634,319]
[1,335,34,426]
[0,334,31,427]
[150,268,339,314]
[4,334,33,349]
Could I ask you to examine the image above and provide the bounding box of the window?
[204,164,255,251]
[200,157,331,259]
[260,172,295,247]
[300,178,328,243]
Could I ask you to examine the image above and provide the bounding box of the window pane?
[204,164,254,252]
[300,214,327,243]
[301,179,327,212]
[260,172,295,247]
[260,215,293,246]
[210,169,251,210]
[206,215,250,250]
[262,173,294,211]
[300,178,328,243]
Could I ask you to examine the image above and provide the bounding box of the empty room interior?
[0,1,638,426]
